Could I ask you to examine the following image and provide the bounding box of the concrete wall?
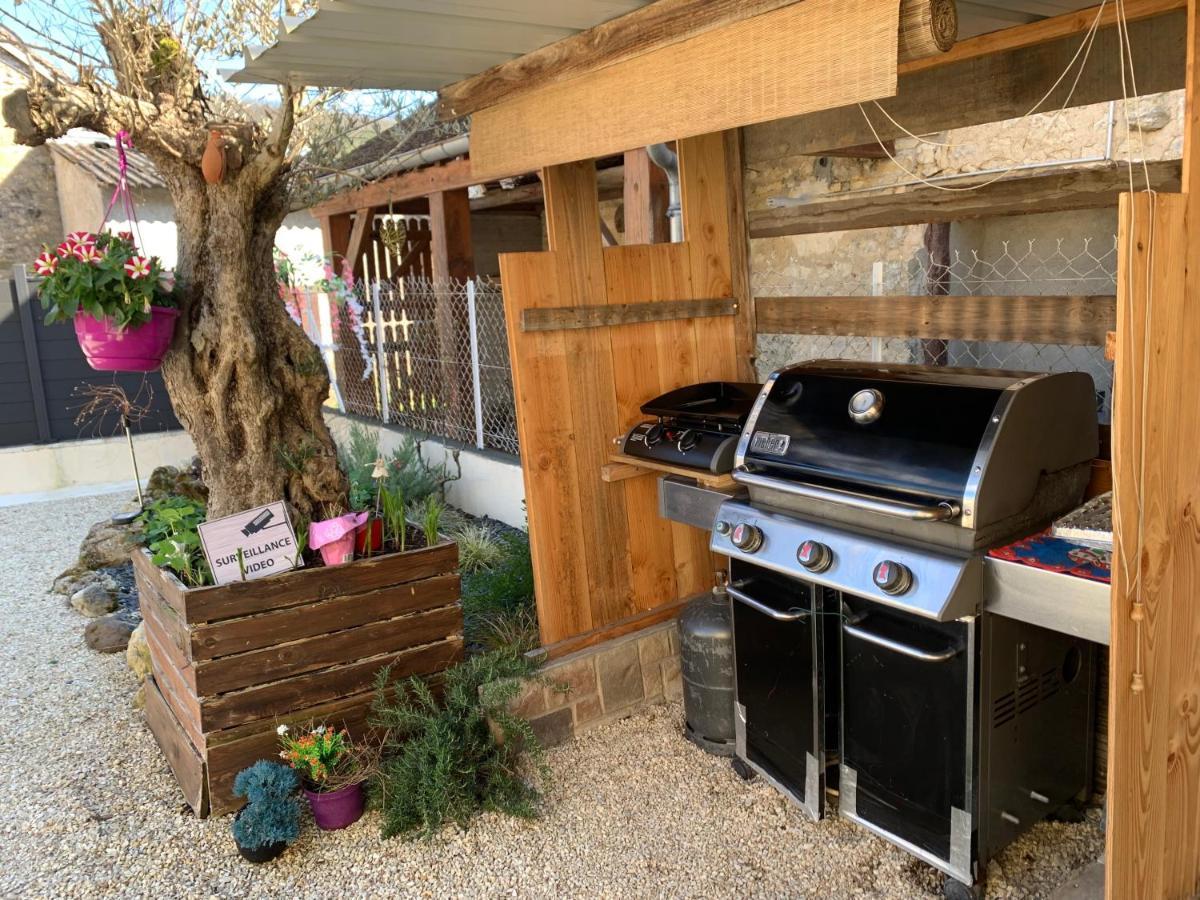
[323,410,526,528]
[0,55,64,278]
[0,429,196,501]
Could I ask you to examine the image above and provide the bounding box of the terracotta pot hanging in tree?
[201,130,227,184]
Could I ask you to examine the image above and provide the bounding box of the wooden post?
[1106,3,1200,890]
[622,147,669,244]
[319,213,352,267]
[345,207,374,280]
[428,189,476,441]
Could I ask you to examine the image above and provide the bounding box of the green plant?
[293,517,309,567]
[337,424,461,512]
[420,495,443,548]
[231,761,302,851]
[369,648,547,840]
[461,531,537,653]
[278,722,355,788]
[381,485,406,553]
[452,523,503,574]
[34,230,176,328]
[138,495,211,587]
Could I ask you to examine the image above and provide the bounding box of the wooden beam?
[438,0,803,119]
[746,8,1184,160]
[1106,192,1195,900]
[428,189,475,283]
[319,212,352,265]
[623,148,670,245]
[755,294,1116,345]
[311,156,474,218]
[749,159,1182,237]
[469,0,901,182]
[722,130,757,382]
[521,298,736,332]
[810,141,896,159]
[900,0,1183,77]
[345,207,372,276]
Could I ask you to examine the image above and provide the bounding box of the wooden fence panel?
[499,132,740,646]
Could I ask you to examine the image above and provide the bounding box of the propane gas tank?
[678,576,735,756]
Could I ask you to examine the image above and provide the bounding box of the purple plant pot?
[73,306,179,372]
[318,532,356,566]
[303,782,365,831]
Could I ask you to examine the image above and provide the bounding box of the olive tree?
[2,0,433,518]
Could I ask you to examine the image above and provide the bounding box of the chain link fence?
[755,237,1117,422]
[292,277,519,456]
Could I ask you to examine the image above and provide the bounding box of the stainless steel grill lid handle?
[727,585,810,622]
[842,619,961,662]
[732,468,962,522]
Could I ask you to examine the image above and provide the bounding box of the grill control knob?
[645,423,664,446]
[873,560,913,595]
[797,540,833,573]
[730,523,764,553]
[849,388,885,425]
[676,428,698,452]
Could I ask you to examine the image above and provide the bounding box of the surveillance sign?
[197,501,303,586]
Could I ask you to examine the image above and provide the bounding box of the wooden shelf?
[603,452,736,489]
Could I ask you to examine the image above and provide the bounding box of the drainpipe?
[646,143,683,242]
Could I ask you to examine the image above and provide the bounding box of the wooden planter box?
[133,540,462,816]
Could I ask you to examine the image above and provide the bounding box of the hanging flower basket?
[74,305,180,372]
[31,132,179,373]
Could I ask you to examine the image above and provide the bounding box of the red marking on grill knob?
[730,523,764,553]
[796,540,833,573]
[872,560,913,595]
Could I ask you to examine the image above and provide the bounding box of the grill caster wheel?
[942,876,983,900]
[730,757,756,782]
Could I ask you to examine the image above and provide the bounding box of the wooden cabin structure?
[235,0,1200,894]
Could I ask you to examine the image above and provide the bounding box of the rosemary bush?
[369,648,547,840]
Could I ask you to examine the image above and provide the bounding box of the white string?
[857,0,1108,192]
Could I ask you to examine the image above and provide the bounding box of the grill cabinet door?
[730,561,828,820]
[839,597,975,877]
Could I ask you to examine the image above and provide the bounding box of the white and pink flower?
[65,230,94,245]
[33,251,58,276]
[72,242,101,264]
[55,240,74,258]
[124,255,151,279]
[157,269,176,292]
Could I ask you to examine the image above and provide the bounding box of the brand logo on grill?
[750,431,790,455]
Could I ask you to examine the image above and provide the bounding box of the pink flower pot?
[318,532,355,566]
[303,782,365,831]
[73,306,179,372]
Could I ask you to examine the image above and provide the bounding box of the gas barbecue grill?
[708,361,1099,898]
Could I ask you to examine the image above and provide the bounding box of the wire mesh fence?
[754,237,1117,422]
[293,277,519,456]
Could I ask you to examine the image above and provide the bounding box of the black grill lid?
[640,381,762,428]
[740,362,1024,502]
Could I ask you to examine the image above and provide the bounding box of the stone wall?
[0,54,64,278]
[510,619,683,748]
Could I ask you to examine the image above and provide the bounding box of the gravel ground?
[0,491,1103,899]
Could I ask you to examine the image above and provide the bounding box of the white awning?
[228,0,652,91]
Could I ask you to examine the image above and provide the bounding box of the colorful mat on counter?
[987,529,1112,584]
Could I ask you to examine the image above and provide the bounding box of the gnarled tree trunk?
[159,164,348,519]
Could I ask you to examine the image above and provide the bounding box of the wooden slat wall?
[499,133,740,645]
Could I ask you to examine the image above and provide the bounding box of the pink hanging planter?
[73,306,179,372]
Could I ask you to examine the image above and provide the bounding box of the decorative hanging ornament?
[201,130,227,184]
